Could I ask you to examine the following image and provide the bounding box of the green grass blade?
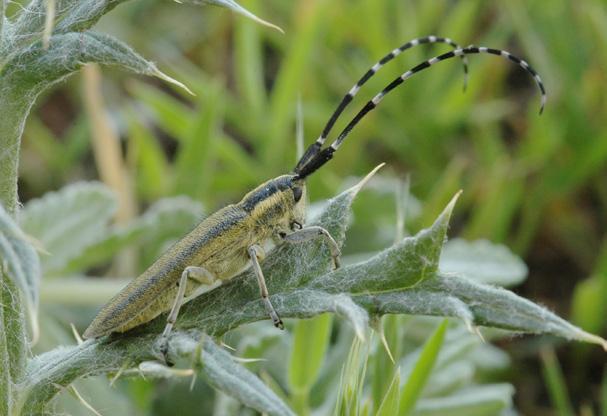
[375,370,400,416]
[399,320,449,416]
[234,0,266,118]
[540,347,575,416]
[289,313,333,415]
[265,0,327,169]
[174,83,225,200]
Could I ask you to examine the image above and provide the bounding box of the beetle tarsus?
[157,337,175,367]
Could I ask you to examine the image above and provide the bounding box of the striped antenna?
[296,45,546,179]
[294,36,469,172]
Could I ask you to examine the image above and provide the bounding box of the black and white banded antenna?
[295,36,469,172]
[295,45,547,179]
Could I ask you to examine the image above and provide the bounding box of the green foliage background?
[4,0,607,414]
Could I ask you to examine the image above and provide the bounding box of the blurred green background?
[17,0,607,414]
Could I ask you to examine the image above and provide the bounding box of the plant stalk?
[0,96,32,216]
[0,270,11,415]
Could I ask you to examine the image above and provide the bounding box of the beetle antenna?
[295,45,546,179]
[294,36,469,172]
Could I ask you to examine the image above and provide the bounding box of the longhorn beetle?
[83,36,546,358]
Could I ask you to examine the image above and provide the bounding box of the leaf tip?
[569,326,607,351]
[70,323,84,345]
[255,17,285,34]
[110,365,127,386]
[227,1,285,34]
[355,327,367,343]
[154,69,195,96]
[348,163,386,196]
[68,385,104,416]
[472,326,486,343]
[435,189,462,229]
[29,311,40,346]
[379,331,395,363]
[371,315,394,363]
[447,190,463,212]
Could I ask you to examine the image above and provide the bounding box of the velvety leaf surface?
[440,239,527,287]
[18,173,606,414]
[0,203,40,374]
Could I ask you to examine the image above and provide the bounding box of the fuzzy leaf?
[400,326,481,398]
[19,171,607,413]
[413,384,514,416]
[63,196,203,273]
[0,30,188,213]
[1,31,190,97]
[8,1,144,61]
[185,0,283,33]
[20,182,116,275]
[279,291,368,341]
[354,273,607,350]
[0,202,41,347]
[309,193,458,294]
[439,239,527,287]
[171,335,295,416]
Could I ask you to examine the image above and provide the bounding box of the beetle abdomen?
[83,205,251,338]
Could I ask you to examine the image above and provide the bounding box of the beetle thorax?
[238,175,307,235]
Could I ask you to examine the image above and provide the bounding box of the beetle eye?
[292,186,303,203]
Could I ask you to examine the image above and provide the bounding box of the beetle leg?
[248,244,284,329]
[282,226,341,269]
[159,266,214,364]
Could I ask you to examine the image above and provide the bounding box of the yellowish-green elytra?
[84,175,311,338]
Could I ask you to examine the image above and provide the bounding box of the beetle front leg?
[282,225,341,269]
[248,244,284,329]
[159,266,215,364]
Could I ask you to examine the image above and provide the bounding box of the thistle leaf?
[0,203,41,347]
[63,196,203,274]
[310,192,459,294]
[2,31,190,98]
[439,239,527,287]
[19,171,607,414]
[20,182,116,275]
[0,31,190,213]
[412,384,514,416]
[174,335,295,416]
[355,273,607,350]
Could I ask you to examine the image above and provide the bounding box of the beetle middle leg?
[159,266,215,362]
[282,225,341,269]
[248,244,284,330]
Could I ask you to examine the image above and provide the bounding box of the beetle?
[83,36,546,358]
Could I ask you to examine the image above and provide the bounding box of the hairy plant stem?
[1,272,29,414]
[16,332,158,414]
[0,271,11,415]
[0,98,32,216]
